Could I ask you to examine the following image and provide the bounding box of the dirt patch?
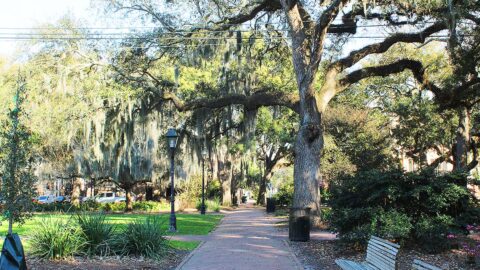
[27,250,188,270]
[289,240,477,270]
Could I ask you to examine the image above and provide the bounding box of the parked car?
[55,196,66,203]
[37,195,55,204]
[96,192,127,203]
[82,196,94,202]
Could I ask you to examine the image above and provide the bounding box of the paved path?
[176,205,302,270]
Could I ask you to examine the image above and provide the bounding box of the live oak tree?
[255,107,295,204]
[104,0,480,219]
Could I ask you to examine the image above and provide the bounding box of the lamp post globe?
[200,148,208,215]
[166,128,178,232]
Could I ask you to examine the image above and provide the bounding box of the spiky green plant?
[30,217,85,259]
[115,216,169,259]
[76,212,116,256]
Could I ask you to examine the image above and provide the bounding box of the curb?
[174,240,206,270]
[282,239,305,270]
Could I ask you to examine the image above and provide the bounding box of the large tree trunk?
[454,107,470,170]
[125,187,133,212]
[221,164,233,206]
[292,81,324,226]
[257,178,267,205]
[71,177,82,206]
[257,162,274,205]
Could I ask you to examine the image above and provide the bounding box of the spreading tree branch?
[159,90,299,113]
[333,22,448,70]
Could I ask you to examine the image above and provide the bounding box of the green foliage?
[76,212,116,256]
[207,197,221,212]
[178,175,202,208]
[114,216,169,259]
[196,197,221,212]
[414,215,455,253]
[30,217,85,259]
[330,169,478,252]
[80,199,101,212]
[34,202,77,212]
[132,201,169,212]
[207,179,222,199]
[325,95,393,173]
[34,201,170,213]
[274,178,294,207]
[100,202,126,212]
[0,77,37,231]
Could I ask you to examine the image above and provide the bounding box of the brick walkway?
[175,205,302,270]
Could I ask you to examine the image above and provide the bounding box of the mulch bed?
[27,250,188,270]
[289,240,477,270]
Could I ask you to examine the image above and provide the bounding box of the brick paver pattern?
[177,205,301,270]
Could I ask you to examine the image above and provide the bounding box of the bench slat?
[371,236,400,248]
[366,252,395,269]
[366,252,395,270]
[369,238,400,254]
[335,236,400,270]
[368,243,397,258]
[335,259,370,270]
[412,259,442,270]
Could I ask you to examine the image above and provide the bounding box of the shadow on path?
[175,205,302,270]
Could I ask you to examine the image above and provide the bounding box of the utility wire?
[0,34,467,42]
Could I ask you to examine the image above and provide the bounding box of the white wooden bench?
[335,236,400,270]
[412,259,442,270]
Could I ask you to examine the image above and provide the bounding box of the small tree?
[0,75,37,234]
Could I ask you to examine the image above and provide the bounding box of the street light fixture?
[200,148,208,215]
[166,128,178,232]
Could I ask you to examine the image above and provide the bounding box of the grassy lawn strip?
[168,240,200,251]
[0,213,222,253]
[0,213,223,236]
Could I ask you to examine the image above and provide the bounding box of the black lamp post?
[166,128,178,232]
[200,148,207,215]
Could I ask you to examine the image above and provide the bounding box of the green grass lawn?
[169,240,201,250]
[1,213,222,252]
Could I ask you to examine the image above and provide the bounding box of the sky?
[0,1,437,64]
[0,0,100,56]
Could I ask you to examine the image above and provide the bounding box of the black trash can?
[289,207,310,242]
[266,198,276,213]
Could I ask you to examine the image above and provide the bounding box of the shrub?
[133,201,158,211]
[330,169,478,252]
[30,217,85,259]
[114,216,169,259]
[196,197,221,212]
[76,212,116,256]
[178,175,202,209]
[414,215,455,253]
[80,199,100,211]
[274,179,294,207]
[196,199,206,211]
[34,202,77,213]
[99,202,125,212]
[207,179,223,199]
[320,207,333,224]
[207,197,221,212]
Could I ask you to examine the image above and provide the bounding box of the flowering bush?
[462,243,480,258]
[330,169,478,252]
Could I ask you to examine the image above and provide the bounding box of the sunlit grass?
[0,213,222,253]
